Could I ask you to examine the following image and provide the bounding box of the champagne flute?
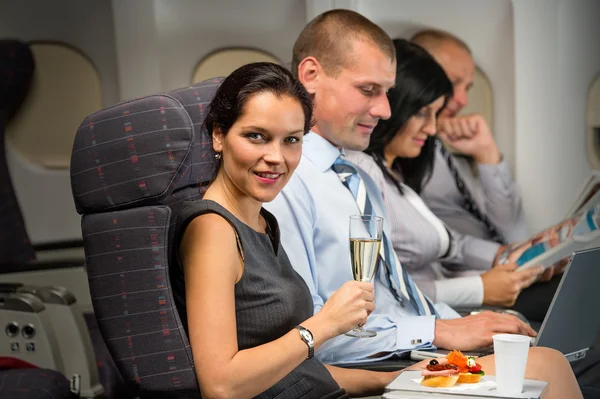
[346,214,383,338]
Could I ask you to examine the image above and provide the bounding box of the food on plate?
[420,358,459,387]
[420,350,485,387]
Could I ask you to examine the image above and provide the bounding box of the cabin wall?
[112,0,306,99]
[336,0,517,180]
[0,0,118,243]
[513,0,600,231]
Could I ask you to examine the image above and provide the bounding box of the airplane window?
[587,73,600,170]
[458,66,494,128]
[5,42,102,169]
[192,48,281,83]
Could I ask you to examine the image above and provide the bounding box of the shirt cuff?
[395,315,436,350]
[435,276,484,308]
[477,157,512,190]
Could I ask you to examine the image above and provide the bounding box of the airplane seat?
[0,369,73,399]
[0,40,36,264]
[0,39,74,399]
[70,77,224,398]
[0,39,122,399]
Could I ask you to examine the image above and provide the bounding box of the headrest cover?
[70,78,224,214]
[0,40,35,120]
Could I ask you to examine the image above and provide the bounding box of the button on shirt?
[265,133,459,365]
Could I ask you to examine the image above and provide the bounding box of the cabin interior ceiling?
[0,0,599,244]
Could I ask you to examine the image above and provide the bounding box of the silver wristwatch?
[295,325,314,359]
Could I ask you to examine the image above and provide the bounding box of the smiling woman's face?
[212,91,306,203]
[383,96,445,162]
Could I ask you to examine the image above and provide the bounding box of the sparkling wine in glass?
[346,215,383,338]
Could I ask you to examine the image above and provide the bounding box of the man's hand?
[434,311,536,351]
[437,114,501,164]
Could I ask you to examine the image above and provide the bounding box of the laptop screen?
[535,248,600,361]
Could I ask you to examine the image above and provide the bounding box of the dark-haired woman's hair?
[204,62,313,137]
[365,39,453,195]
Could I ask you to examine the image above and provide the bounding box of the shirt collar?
[302,131,345,173]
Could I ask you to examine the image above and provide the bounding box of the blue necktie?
[332,156,438,317]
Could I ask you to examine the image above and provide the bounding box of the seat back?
[0,40,36,264]
[70,78,223,398]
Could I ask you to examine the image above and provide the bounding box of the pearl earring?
[215,152,222,160]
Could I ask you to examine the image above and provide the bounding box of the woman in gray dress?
[172,62,396,399]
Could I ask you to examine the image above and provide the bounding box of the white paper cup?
[493,334,532,395]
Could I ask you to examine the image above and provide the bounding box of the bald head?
[292,9,395,78]
[410,29,474,117]
[410,29,471,56]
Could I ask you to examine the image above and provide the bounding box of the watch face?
[299,329,313,344]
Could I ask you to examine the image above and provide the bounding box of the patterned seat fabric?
[71,78,223,398]
[0,369,73,399]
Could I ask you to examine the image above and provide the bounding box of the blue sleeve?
[265,179,325,313]
[266,178,436,364]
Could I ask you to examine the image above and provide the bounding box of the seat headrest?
[0,40,35,121]
[70,78,224,214]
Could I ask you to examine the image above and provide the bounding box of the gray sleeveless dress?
[172,199,348,399]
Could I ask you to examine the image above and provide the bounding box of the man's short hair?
[291,9,395,77]
[410,29,471,55]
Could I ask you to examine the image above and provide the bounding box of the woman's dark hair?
[365,39,453,194]
[204,62,313,137]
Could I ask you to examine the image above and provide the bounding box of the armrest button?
[22,323,35,339]
[5,322,18,338]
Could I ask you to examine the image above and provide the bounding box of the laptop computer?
[411,247,600,362]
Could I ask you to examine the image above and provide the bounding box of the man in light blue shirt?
[265,9,535,365]
[268,132,461,364]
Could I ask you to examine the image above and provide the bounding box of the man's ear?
[297,57,321,95]
[212,126,224,153]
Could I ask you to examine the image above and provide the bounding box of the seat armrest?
[14,285,104,399]
[33,239,84,252]
[0,292,64,371]
[0,282,24,292]
[0,260,84,274]
[0,261,92,312]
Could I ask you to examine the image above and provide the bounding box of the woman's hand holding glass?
[316,281,375,340]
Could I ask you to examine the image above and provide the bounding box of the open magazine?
[502,173,600,270]
[564,170,600,217]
